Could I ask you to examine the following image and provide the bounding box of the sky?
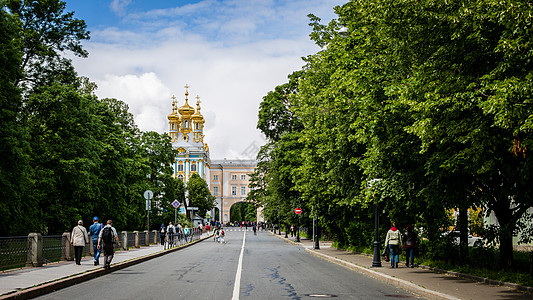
[65,0,346,160]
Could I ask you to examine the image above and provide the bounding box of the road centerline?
[231,230,246,300]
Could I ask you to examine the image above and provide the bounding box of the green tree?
[0,5,36,235]
[5,0,90,91]
[186,173,215,218]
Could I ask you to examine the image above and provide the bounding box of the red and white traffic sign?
[295,208,302,214]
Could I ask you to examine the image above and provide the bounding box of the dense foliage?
[249,0,533,270]
[0,0,215,235]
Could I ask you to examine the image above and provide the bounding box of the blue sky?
[65,0,346,159]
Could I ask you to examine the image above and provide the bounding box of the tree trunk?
[494,210,514,269]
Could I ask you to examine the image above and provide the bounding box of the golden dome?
[192,95,205,122]
[178,85,195,116]
[168,95,180,121]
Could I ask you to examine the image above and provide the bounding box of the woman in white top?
[71,220,89,265]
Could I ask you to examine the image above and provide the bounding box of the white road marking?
[231,230,246,300]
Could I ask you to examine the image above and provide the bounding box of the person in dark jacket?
[404,225,418,268]
[159,223,166,245]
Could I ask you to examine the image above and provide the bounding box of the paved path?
[1,229,532,300]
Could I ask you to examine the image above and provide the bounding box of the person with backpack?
[384,222,403,268]
[89,217,103,266]
[71,220,89,265]
[97,220,120,269]
[166,221,175,246]
[159,223,166,246]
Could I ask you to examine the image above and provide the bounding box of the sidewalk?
[0,233,211,300]
[272,232,533,300]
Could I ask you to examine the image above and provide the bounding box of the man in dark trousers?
[97,220,121,269]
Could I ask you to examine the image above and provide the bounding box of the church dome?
[178,87,195,116]
[167,96,180,121]
[192,96,205,123]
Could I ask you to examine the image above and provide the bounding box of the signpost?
[295,207,301,242]
[172,200,180,224]
[144,190,153,231]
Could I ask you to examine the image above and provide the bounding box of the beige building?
[209,159,258,223]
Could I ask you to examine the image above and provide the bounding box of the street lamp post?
[313,207,319,250]
[278,205,281,235]
[368,179,382,268]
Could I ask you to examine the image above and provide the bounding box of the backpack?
[102,227,113,244]
[160,227,165,233]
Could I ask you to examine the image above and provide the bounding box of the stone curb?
[0,235,212,300]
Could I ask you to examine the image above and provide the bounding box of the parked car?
[441,231,484,247]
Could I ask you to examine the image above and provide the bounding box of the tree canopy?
[0,0,187,235]
[251,0,533,270]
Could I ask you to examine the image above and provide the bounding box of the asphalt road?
[36,230,419,299]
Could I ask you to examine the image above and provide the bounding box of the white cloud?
[109,0,133,16]
[72,0,346,159]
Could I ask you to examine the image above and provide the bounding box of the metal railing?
[1,229,207,271]
[164,228,202,250]
[42,235,64,264]
[0,236,29,271]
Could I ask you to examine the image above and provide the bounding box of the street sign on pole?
[145,200,151,211]
[295,208,302,215]
[171,200,180,208]
[144,190,153,232]
[144,190,153,200]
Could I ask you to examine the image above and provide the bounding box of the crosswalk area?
[221,228,267,232]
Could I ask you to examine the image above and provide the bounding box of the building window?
[177,164,184,172]
[241,175,246,180]
[191,163,197,172]
[213,175,218,181]
[213,187,218,196]
[178,174,183,181]
[231,186,237,195]
[241,186,246,196]
[232,175,237,180]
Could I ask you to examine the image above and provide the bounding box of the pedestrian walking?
[385,222,403,268]
[183,225,190,242]
[404,225,418,268]
[89,217,103,266]
[167,221,175,246]
[71,220,89,265]
[253,224,257,235]
[214,227,220,242]
[218,228,225,243]
[159,223,166,246]
[97,220,121,269]
[290,225,295,237]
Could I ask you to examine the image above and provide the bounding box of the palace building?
[167,85,210,182]
[167,86,259,223]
